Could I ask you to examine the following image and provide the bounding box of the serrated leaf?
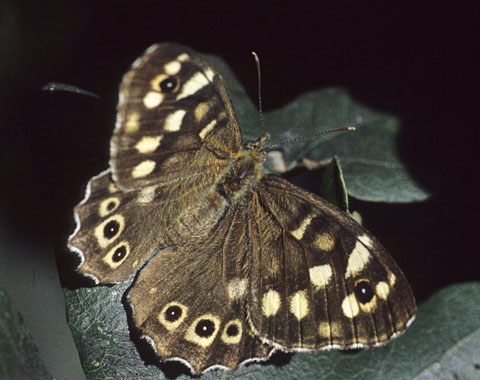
[0,289,53,380]
[206,55,430,203]
[65,280,480,380]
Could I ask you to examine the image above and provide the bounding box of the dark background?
[0,2,478,379]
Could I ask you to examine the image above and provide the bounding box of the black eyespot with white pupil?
[226,324,239,337]
[112,245,127,262]
[160,77,177,93]
[355,280,374,304]
[104,220,120,239]
[195,319,215,338]
[165,305,182,322]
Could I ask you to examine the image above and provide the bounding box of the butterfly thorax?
[216,135,268,202]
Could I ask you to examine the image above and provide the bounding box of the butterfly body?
[68,43,415,374]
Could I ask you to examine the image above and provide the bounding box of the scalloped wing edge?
[67,168,112,285]
[139,333,276,375]
[245,312,416,353]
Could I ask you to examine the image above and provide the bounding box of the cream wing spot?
[137,185,157,203]
[132,160,156,178]
[135,135,163,154]
[342,294,360,318]
[108,183,118,193]
[176,72,209,100]
[158,302,188,331]
[177,53,189,62]
[184,314,220,347]
[143,91,164,109]
[149,287,157,294]
[194,101,212,122]
[291,213,315,240]
[345,240,372,278]
[164,60,181,75]
[221,320,242,344]
[315,232,335,251]
[388,272,397,287]
[204,67,215,81]
[124,112,140,133]
[163,109,186,132]
[198,120,217,140]
[227,278,247,300]
[309,264,333,288]
[318,321,331,338]
[318,321,342,338]
[358,234,373,248]
[376,281,390,300]
[289,291,309,320]
[262,290,281,317]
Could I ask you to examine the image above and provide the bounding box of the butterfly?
[67,43,415,374]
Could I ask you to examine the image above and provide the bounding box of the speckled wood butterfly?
[68,43,415,374]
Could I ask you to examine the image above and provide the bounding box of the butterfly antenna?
[251,51,265,130]
[268,126,356,149]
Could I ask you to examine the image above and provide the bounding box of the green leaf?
[65,280,480,380]
[0,289,53,380]
[320,156,349,213]
[206,55,430,203]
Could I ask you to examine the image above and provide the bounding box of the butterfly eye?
[103,220,120,239]
[165,305,183,322]
[354,280,375,304]
[160,77,178,93]
[112,245,127,262]
[195,319,216,338]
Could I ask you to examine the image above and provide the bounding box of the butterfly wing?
[69,44,243,284]
[68,169,229,283]
[111,43,242,190]
[246,174,415,350]
[126,203,272,374]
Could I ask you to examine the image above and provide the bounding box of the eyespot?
[354,280,374,304]
[221,319,242,344]
[112,245,127,262]
[165,305,183,322]
[99,197,120,217]
[103,241,130,269]
[195,319,216,338]
[226,324,239,337]
[158,302,188,331]
[94,215,125,248]
[184,314,220,347]
[104,220,120,239]
[160,77,178,93]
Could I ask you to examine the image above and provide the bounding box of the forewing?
[111,43,242,190]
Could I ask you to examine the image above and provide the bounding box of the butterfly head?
[244,133,269,152]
